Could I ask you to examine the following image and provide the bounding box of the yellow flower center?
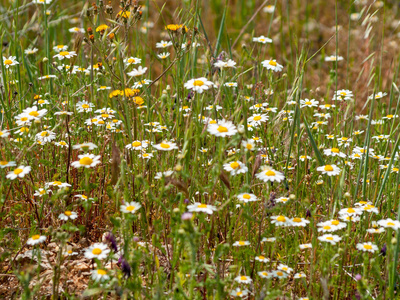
[29,111,39,117]
[82,104,90,109]
[324,165,334,172]
[253,116,262,121]
[79,157,93,166]
[4,59,12,65]
[92,248,102,255]
[268,60,277,66]
[258,256,265,260]
[0,161,8,165]
[326,237,334,241]
[160,142,170,149]
[101,114,109,118]
[198,204,208,208]
[276,215,286,222]
[265,170,276,176]
[38,100,45,104]
[292,218,302,223]
[388,222,395,226]
[59,51,69,56]
[217,126,228,133]
[125,205,135,212]
[41,131,49,137]
[242,194,251,199]
[97,269,107,275]
[305,101,312,105]
[193,80,204,86]
[237,291,243,296]
[347,208,355,213]
[13,168,23,175]
[31,235,40,240]
[230,162,240,169]
[332,220,339,225]
[132,141,142,147]
[238,241,245,246]
[64,211,72,216]
[387,115,393,118]
[363,245,372,250]
[331,148,339,153]
[276,271,283,276]
[323,226,331,230]
[240,276,247,281]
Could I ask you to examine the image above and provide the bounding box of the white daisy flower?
[187,203,217,214]
[91,269,110,282]
[2,56,19,68]
[356,242,378,253]
[71,153,101,168]
[223,161,248,176]
[120,201,142,214]
[153,141,178,151]
[184,77,214,93]
[234,275,252,284]
[261,59,283,72]
[27,234,47,245]
[207,120,237,137]
[316,164,341,176]
[84,243,110,260]
[256,166,285,183]
[318,234,342,245]
[58,211,78,221]
[237,193,258,203]
[6,166,31,180]
[252,35,272,44]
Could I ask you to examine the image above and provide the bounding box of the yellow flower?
[96,24,109,32]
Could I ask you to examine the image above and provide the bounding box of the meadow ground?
[1,0,400,299]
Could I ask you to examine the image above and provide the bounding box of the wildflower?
[318,234,342,245]
[290,217,310,227]
[261,59,283,72]
[294,272,306,279]
[299,243,312,250]
[46,181,71,189]
[6,166,31,180]
[207,120,237,137]
[255,255,269,263]
[224,82,237,88]
[214,59,236,68]
[33,0,52,4]
[237,193,258,203]
[34,188,49,197]
[58,211,78,221]
[22,106,47,120]
[355,242,378,253]
[253,35,272,44]
[323,148,346,158]
[76,101,94,113]
[84,243,110,260]
[96,24,109,32]
[126,140,148,151]
[184,77,214,93]
[300,98,319,108]
[156,40,173,48]
[71,153,101,168]
[36,131,56,143]
[278,264,293,274]
[0,161,16,168]
[24,48,38,55]
[91,269,110,282]
[157,52,170,59]
[53,45,68,52]
[317,219,346,232]
[333,89,353,101]
[271,215,289,227]
[316,164,341,176]
[153,141,178,151]
[258,271,274,278]
[120,201,142,214]
[299,155,312,161]
[27,235,46,245]
[276,196,290,204]
[2,56,19,68]
[73,142,97,151]
[0,130,10,138]
[338,207,363,217]
[383,114,398,120]
[261,237,276,242]
[53,51,77,60]
[223,161,248,176]
[325,55,343,62]
[230,288,249,298]
[155,170,174,179]
[274,270,289,279]
[127,66,148,77]
[38,74,57,80]
[234,275,252,284]
[248,113,268,126]
[233,241,250,247]
[263,5,275,13]
[241,139,256,151]
[187,203,217,214]
[367,227,385,234]
[256,166,285,183]
[377,218,400,230]
[368,91,387,100]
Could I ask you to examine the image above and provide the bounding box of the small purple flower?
[181,212,193,220]
[120,257,131,278]
[381,244,387,256]
[133,236,140,242]
[355,274,362,281]
[105,232,118,253]
[184,198,190,204]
